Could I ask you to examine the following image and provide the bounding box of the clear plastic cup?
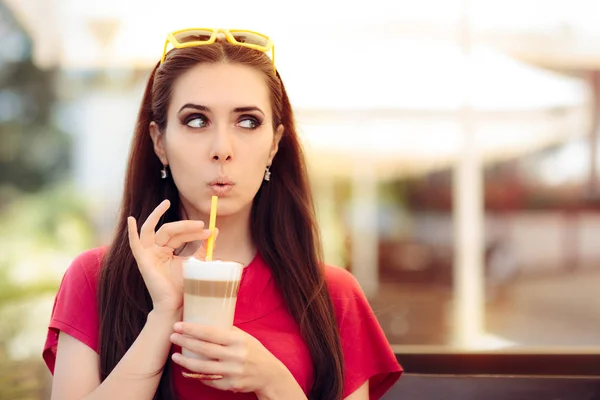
[181,257,244,359]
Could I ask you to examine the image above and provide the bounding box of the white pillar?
[587,71,600,198]
[452,0,485,348]
[350,159,379,298]
[313,176,345,268]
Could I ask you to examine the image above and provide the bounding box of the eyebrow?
[177,103,265,116]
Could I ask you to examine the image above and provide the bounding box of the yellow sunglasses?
[160,28,275,71]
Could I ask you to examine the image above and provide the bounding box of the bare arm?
[51,310,178,400]
[254,371,368,400]
[52,201,213,399]
[344,381,369,400]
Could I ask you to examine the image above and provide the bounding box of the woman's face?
[150,62,282,219]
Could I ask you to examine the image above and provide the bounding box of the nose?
[209,126,233,162]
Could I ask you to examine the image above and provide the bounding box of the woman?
[43,28,402,400]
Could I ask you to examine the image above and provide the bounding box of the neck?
[181,201,256,266]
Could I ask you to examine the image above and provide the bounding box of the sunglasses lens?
[231,32,269,48]
[174,29,213,44]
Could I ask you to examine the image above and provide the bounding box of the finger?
[199,378,233,391]
[174,322,232,346]
[155,220,206,246]
[193,228,219,260]
[171,353,225,375]
[170,333,227,360]
[201,377,245,393]
[166,230,214,252]
[166,230,214,250]
[127,216,143,257]
[140,200,171,247]
[182,372,224,381]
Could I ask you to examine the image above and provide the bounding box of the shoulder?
[62,246,107,288]
[71,246,107,272]
[55,247,107,305]
[323,264,403,398]
[44,247,108,372]
[323,264,369,324]
[324,264,363,299]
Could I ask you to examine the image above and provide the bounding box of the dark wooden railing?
[384,349,600,400]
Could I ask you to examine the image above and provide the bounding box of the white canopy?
[5,0,590,180]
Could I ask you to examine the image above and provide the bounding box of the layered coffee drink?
[181,257,244,359]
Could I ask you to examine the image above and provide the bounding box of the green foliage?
[0,184,95,276]
[0,3,85,397]
[0,184,95,398]
[0,5,71,198]
[0,358,49,400]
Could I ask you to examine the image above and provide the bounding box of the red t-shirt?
[43,247,402,399]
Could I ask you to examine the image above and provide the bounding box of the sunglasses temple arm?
[161,40,169,64]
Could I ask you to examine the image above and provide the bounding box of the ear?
[149,121,168,165]
[268,124,284,164]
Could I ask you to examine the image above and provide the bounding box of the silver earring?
[160,165,169,179]
[264,166,271,182]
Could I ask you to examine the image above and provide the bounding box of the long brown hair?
[98,41,344,399]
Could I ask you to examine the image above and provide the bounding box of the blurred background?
[2,0,600,397]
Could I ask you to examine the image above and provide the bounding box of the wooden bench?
[383,351,600,399]
[384,374,600,400]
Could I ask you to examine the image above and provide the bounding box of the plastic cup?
[181,257,244,359]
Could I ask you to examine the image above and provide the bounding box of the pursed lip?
[208,178,235,186]
[207,178,236,195]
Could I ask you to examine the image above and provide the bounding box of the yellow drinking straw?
[205,195,218,261]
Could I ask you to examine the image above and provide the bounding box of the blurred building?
[5,0,600,349]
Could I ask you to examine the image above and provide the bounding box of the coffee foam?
[182,257,243,281]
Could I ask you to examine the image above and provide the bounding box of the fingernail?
[174,322,183,332]
[172,353,181,362]
[170,333,180,343]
